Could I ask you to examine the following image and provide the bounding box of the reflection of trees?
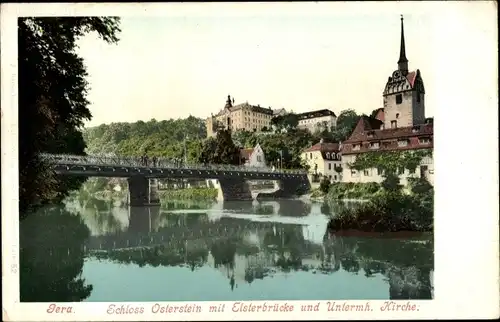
[278,200,311,217]
[210,239,237,270]
[20,206,93,302]
[322,233,434,299]
[94,243,209,270]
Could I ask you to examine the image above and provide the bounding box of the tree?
[198,130,240,165]
[320,177,331,194]
[335,109,361,141]
[18,17,121,217]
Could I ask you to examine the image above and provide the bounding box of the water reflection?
[19,206,92,302]
[20,195,434,302]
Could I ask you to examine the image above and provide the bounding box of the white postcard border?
[1,2,499,321]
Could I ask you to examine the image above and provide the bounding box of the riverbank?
[325,179,434,233]
[159,187,218,201]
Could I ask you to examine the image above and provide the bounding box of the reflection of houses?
[206,95,275,137]
[239,143,267,168]
[297,109,337,133]
[340,16,434,186]
[301,139,342,182]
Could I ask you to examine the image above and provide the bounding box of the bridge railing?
[39,153,308,175]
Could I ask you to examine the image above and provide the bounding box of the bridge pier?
[258,176,311,200]
[217,178,252,201]
[127,176,160,207]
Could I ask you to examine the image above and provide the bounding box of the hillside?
[82,116,207,162]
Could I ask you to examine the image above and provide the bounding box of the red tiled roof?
[406,71,417,87]
[304,141,340,153]
[341,123,434,155]
[345,121,433,143]
[374,108,385,122]
[240,148,254,160]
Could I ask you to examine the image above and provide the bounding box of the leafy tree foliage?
[18,17,121,217]
[348,149,432,192]
[83,116,207,161]
[319,177,331,194]
[198,130,240,165]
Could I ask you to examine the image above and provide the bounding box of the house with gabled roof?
[301,139,343,182]
[239,143,267,168]
[340,16,434,186]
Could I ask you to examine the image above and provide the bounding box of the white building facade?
[297,109,337,133]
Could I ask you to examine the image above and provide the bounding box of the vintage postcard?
[1,2,498,321]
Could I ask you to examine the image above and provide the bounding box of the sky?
[71,2,491,127]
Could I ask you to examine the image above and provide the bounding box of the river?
[19,195,434,302]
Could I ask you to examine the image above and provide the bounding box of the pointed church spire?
[398,15,409,74]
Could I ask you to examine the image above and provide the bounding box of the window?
[376,167,383,175]
[367,131,374,138]
[412,126,420,133]
[326,152,330,159]
[334,175,337,180]
[398,167,405,175]
[257,155,262,162]
[419,137,431,144]
[353,144,361,151]
[350,169,357,176]
[396,113,400,119]
[396,94,403,104]
[369,142,379,149]
[398,140,408,147]
[363,169,370,176]
[391,120,397,128]
[328,163,331,170]
[309,153,312,159]
[417,93,421,103]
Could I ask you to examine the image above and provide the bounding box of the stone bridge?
[41,153,311,206]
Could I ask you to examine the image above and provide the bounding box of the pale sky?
[71,2,491,127]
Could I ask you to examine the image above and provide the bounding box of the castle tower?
[382,15,426,129]
[225,95,233,109]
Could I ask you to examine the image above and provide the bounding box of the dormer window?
[367,131,375,138]
[398,140,409,147]
[353,144,361,151]
[419,137,431,144]
[412,126,420,133]
[369,142,380,149]
[396,94,403,104]
[391,120,397,128]
[326,152,330,159]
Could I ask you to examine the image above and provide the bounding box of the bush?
[327,190,433,233]
[381,172,402,191]
[327,182,383,200]
[319,177,331,194]
[159,188,218,201]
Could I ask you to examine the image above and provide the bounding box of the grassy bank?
[159,187,218,201]
[326,178,434,233]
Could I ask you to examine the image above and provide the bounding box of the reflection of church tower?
[383,15,426,129]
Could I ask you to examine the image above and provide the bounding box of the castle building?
[297,109,337,133]
[340,16,434,186]
[205,95,274,137]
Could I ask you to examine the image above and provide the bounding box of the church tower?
[382,15,426,129]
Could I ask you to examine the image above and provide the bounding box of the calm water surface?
[20,196,434,302]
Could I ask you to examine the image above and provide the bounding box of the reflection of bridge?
[42,153,310,206]
[85,213,310,252]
